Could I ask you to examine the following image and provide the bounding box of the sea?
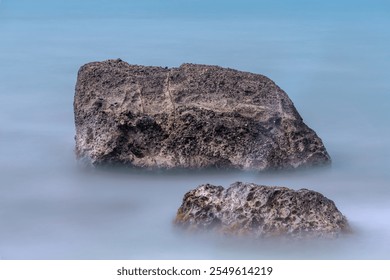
[0,0,389,259]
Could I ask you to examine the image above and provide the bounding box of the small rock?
[174,182,350,239]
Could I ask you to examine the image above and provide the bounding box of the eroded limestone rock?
[175,182,350,238]
[74,59,330,170]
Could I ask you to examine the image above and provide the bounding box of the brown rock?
[74,59,330,170]
[175,182,350,239]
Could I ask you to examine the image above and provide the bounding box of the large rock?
[74,59,330,170]
[174,182,350,239]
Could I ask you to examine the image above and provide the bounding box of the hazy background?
[0,0,389,259]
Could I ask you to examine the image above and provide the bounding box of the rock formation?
[74,59,330,170]
[174,182,350,239]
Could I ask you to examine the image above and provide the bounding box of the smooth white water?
[0,0,389,259]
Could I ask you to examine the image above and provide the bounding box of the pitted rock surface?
[175,182,350,238]
[74,59,330,170]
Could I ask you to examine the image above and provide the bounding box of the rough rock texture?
[175,182,350,239]
[74,59,330,170]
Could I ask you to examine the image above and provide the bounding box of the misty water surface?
[0,0,389,259]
